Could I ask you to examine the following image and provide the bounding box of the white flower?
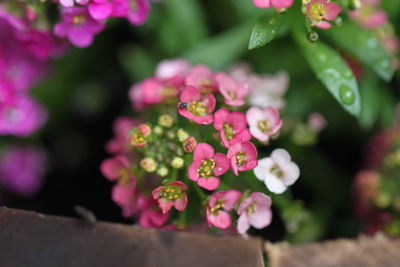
[248,72,289,110]
[254,149,300,194]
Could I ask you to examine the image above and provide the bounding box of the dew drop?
[339,85,355,105]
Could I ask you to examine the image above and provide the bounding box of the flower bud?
[183,136,197,153]
[154,125,163,135]
[159,114,173,128]
[307,31,319,43]
[171,157,184,169]
[131,124,152,147]
[140,158,156,172]
[157,166,169,177]
[177,128,189,142]
[166,130,176,140]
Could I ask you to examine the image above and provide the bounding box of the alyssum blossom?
[213,108,251,148]
[215,72,250,107]
[254,148,300,194]
[178,86,216,125]
[188,143,230,190]
[237,192,273,235]
[253,0,294,10]
[54,7,105,48]
[227,142,258,176]
[206,190,242,229]
[306,0,342,29]
[152,181,188,213]
[246,106,282,143]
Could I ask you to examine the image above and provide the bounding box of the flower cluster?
[252,0,342,30]
[353,124,400,237]
[0,7,53,136]
[101,59,302,235]
[349,0,399,67]
[0,0,152,136]
[56,0,150,47]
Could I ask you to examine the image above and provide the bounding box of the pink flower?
[54,7,105,48]
[0,146,47,196]
[237,192,272,235]
[112,178,136,207]
[227,142,258,176]
[152,181,188,213]
[214,108,251,148]
[178,86,216,125]
[106,116,138,155]
[308,112,327,132]
[0,95,47,137]
[100,155,131,182]
[206,190,242,229]
[129,78,179,110]
[136,195,169,228]
[185,65,216,92]
[253,0,293,9]
[349,1,387,29]
[246,107,282,142]
[306,0,342,29]
[188,143,230,190]
[130,123,151,147]
[60,0,89,7]
[88,0,150,25]
[215,73,249,107]
[248,72,289,110]
[155,59,191,80]
[254,149,300,194]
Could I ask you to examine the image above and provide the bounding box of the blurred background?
[1,0,400,243]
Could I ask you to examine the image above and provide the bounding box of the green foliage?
[327,21,394,81]
[248,12,285,50]
[294,30,361,118]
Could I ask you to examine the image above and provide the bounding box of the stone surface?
[0,207,264,267]
[266,235,400,267]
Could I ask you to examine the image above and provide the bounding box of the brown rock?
[0,207,264,267]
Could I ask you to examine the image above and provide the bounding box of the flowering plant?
[100,59,313,235]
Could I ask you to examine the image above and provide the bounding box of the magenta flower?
[111,178,136,207]
[0,146,47,196]
[188,143,230,190]
[60,0,89,7]
[227,142,258,176]
[0,95,47,137]
[306,0,342,29]
[185,65,216,92]
[253,0,293,9]
[206,190,242,229]
[136,195,169,228]
[152,181,188,214]
[125,0,150,26]
[129,78,179,110]
[246,106,282,142]
[106,116,138,155]
[237,192,272,235]
[100,155,132,182]
[54,7,105,48]
[215,73,249,107]
[178,86,216,125]
[214,108,251,148]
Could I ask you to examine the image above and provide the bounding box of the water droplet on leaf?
[339,85,355,105]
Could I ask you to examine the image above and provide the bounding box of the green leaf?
[248,13,284,50]
[327,21,394,81]
[359,72,381,128]
[294,31,361,117]
[183,21,253,70]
